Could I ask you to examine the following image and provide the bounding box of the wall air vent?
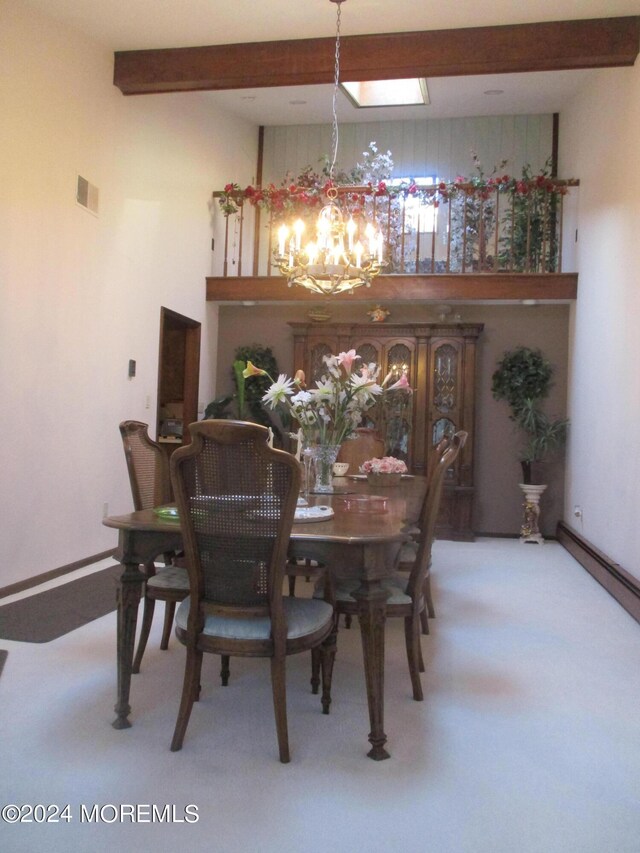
[76,175,99,216]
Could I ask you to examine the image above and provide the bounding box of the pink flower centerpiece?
[360,456,407,486]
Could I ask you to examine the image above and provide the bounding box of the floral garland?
[217,157,572,220]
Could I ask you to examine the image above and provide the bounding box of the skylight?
[340,79,429,108]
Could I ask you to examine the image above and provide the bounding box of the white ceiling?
[204,70,599,125]
[25,0,638,125]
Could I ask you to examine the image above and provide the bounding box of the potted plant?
[498,159,566,272]
[491,346,568,485]
[204,345,279,427]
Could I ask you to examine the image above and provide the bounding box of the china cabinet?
[289,322,483,540]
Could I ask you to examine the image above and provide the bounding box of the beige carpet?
[0,540,639,853]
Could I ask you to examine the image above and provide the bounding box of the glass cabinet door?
[429,339,463,481]
[382,341,414,463]
[307,339,338,383]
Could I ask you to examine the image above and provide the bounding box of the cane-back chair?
[169,420,336,763]
[119,420,189,673]
[315,432,465,702]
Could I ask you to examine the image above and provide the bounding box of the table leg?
[352,580,390,761]
[112,561,145,729]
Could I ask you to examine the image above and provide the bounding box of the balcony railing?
[212,178,579,280]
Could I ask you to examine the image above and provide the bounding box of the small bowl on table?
[332,462,350,477]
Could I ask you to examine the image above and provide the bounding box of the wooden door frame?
[157,307,201,445]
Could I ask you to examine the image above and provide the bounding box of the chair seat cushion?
[175,596,333,641]
[398,541,418,564]
[315,575,412,607]
[147,565,190,591]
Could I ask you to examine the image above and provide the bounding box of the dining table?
[103,474,426,760]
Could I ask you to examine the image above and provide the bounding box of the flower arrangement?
[360,457,408,475]
[243,349,385,446]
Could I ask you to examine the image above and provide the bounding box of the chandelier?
[273,0,385,296]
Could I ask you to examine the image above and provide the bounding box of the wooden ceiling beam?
[205,274,578,303]
[114,17,639,95]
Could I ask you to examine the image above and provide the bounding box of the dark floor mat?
[0,565,122,643]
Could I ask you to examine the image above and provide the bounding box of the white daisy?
[262,374,294,408]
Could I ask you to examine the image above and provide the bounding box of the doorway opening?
[156,307,201,456]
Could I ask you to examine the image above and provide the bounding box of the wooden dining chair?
[119,420,189,673]
[398,433,456,633]
[336,427,385,471]
[169,420,336,763]
[315,432,465,702]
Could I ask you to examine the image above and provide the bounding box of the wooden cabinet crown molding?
[288,321,484,339]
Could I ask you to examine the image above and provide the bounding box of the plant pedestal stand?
[519,484,547,544]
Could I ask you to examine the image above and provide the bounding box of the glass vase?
[310,444,341,494]
[300,443,315,501]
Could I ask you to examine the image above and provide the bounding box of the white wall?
[559,61,640,578]
[0,1,257,586]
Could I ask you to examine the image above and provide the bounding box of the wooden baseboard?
[557,521,640,624]
[0,549,116,600]
[475,532,524,540]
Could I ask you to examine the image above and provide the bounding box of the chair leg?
[320,630,337,715]
[220,655,230,686]
[312,610,340,696]
[288,574,296,597]
[404,615,424,701]
[160,601,176,650]
[170,645,203,752]
[270,656,290,764]
[424,575,435,619]
[420,608,430,636]
[132,596,155,674]
[310,647,321,694]
[344,614,352,629]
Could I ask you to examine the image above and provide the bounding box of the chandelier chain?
[329,0,342,180]
[271,0,384,295]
